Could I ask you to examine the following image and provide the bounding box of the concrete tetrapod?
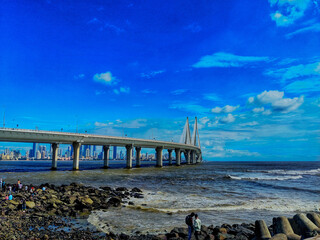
[293,214,320,238]
[273,217,300,240]
[307,213,320,228]
[255,220,272,240]
[270,234,288,240]
[288,218,303,236]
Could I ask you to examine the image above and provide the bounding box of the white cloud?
[113,87,130,94]
[142,89,157,94]
[94,122,108,127]
[171,89,187,95]
[74,74,85,79]
[239,121,259,126]
[255,90,284,105]
[185,23,202,33]
[104,23,124,34]
[248,90,304,113]
[95,90,106,95]
[169,102,209,113]
[286,23,320,38]
[205,145,260,158]
[272,95,304,113]
[219,114,236,123]
[252,107,265,113]
[269,0,312,27]
[87,18,101,24]
[211,105,239,113]
[192,52,270,68]
[141,70,165,78]
[93,71,118,86]
[203,93,221,101]
[285,78,320,93]
[266,61,320,82]
[262,109,272,115]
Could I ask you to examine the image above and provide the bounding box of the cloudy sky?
[1,0,319,160]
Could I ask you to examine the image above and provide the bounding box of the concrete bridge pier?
[185,150,191,164]
[103,145,110,168]
[168,149,173,165]
[175,148,181,166]
[156,147,163,167]
[126,145,133,169]
[72,142,81,170]
[191,150,196,164]
[51,143,59,170]
[135,147,141,167]
[196,153,202,163]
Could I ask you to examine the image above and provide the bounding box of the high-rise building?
[32,143,39,158]
[113,146,117,159]
[36,150,41,160]
[92,145,96,156]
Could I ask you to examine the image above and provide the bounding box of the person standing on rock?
[185,212,195,240]
[193,214,201,240]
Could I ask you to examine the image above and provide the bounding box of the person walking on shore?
[185,212,195,240]
[193,214,201,240]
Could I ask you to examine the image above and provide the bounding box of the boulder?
[10,200,20,205]
[26,201,35,209]
[131,187,142,193]
[205,235,216,240]
[107,197,122,207]
[82,197,93,205]
[216,233,234,240]
[116,187,128,192]
[8,204,16,210]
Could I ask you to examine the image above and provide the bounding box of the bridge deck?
[0,128,201,152]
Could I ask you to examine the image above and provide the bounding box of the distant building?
[36,150,41,160]
[32,143,39,158]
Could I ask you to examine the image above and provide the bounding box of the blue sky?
[0,0,319,160]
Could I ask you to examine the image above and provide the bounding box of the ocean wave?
[247,168,320,176]
[224,174,303,181]
[252,181,320,194]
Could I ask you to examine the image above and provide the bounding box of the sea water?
[0,160,319,234]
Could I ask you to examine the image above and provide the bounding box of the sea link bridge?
[0,118,202,170]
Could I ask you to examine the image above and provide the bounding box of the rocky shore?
[0,182,319,240]
[0,182,144,239]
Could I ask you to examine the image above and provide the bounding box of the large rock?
[8,204,16,210]
[10,200,20,205]
[131,187,142,193]
[47,198,62,205]
[116,187,128,192]
[171,227,189,238]
[107,197,122,207]
[82,197,93,205]
[26,201,35,209]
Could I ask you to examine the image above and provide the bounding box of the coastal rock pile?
[0,182,144,239]
[0,182,142,217]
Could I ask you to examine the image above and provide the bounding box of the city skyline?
[1,1,319,160]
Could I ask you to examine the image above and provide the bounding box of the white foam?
[250,168,320,176]
[227,174,303,181]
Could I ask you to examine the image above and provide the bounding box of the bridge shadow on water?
[0,160,185,173]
